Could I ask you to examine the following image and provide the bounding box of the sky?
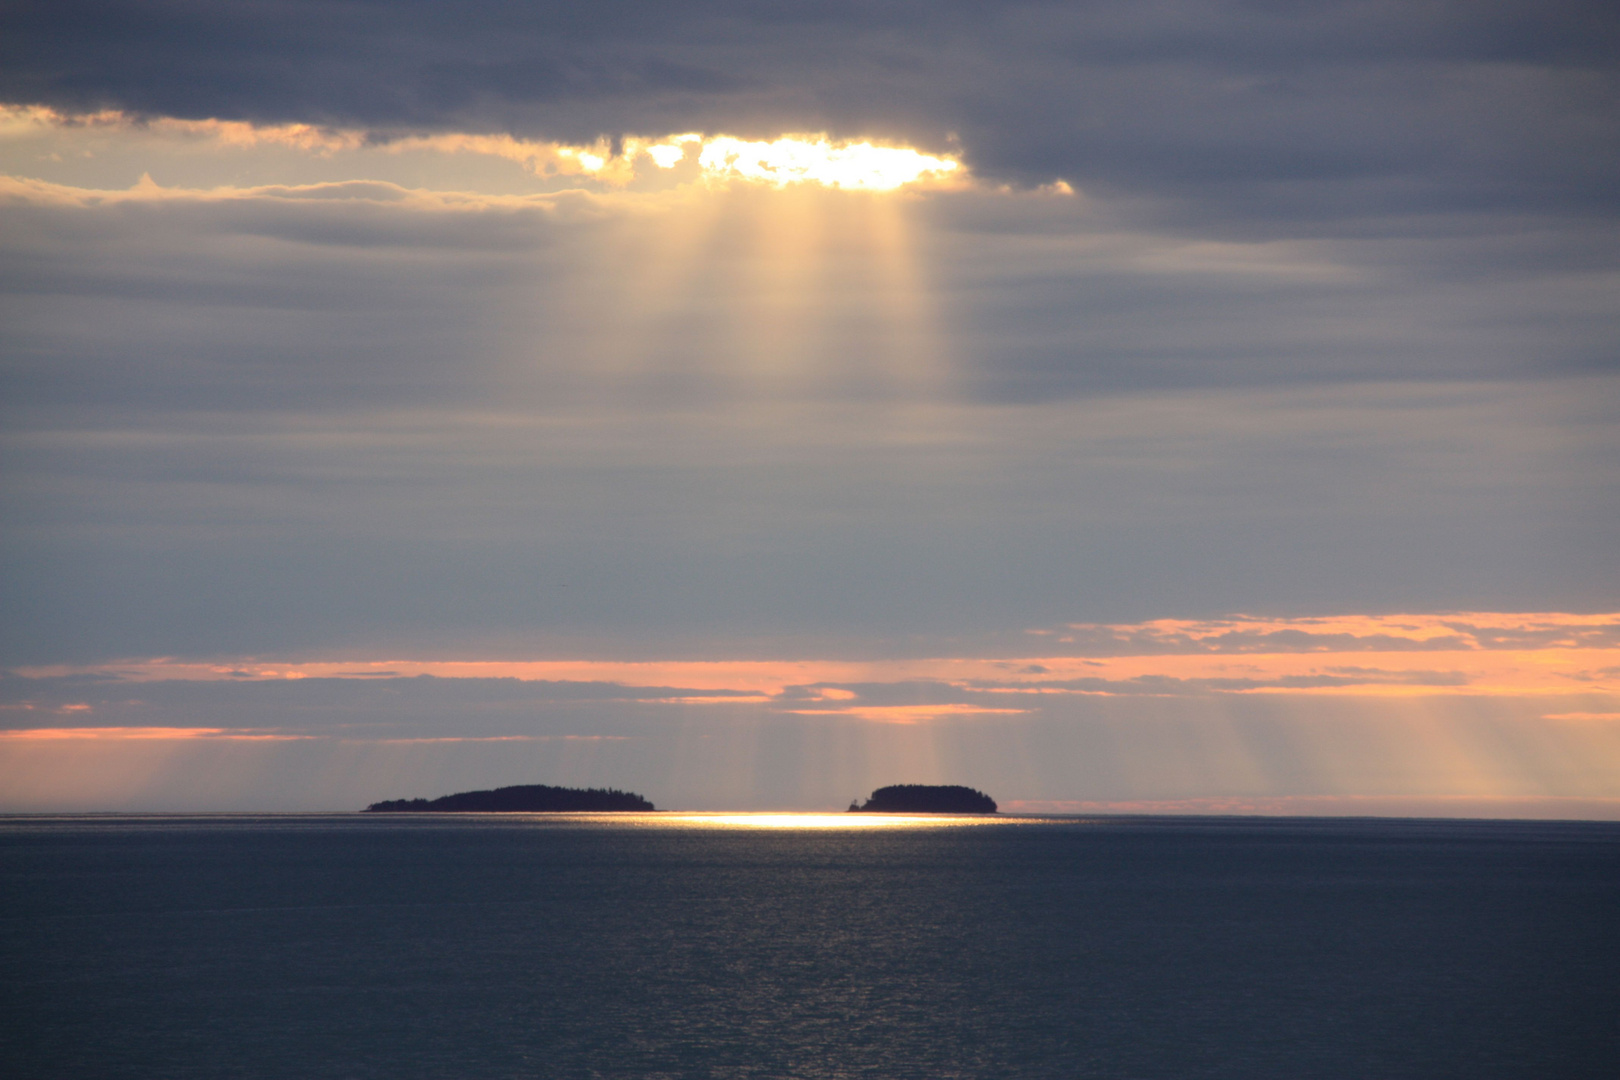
[1,1,1617,813]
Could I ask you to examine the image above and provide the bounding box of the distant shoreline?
[364,784,654,813]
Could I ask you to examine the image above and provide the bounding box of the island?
[364,784,655,812]
[848,784,997,814]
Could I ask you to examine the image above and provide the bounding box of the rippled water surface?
[2,813,1616,1078]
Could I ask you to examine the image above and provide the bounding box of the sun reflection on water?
[658,812,1010,829]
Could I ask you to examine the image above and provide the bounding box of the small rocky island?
[364,784,655,812]
[848,784,997,814]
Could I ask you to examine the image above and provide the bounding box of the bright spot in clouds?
[636,133,702,169]
[692,135,959,190]
[0,106,969,193]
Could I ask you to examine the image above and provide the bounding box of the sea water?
[1,814,1615,1078]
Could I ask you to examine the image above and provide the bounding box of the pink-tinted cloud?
[1048,612,1620,654]
[15,612,1615,707]
[778,703,1029,724]
[362,735,630,744]
[0,727,314,741]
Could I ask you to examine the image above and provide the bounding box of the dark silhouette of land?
[364,784,654,812]
[849,784,997,813]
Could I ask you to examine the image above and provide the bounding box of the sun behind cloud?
[690,135,959,190]
[0,106,970,193]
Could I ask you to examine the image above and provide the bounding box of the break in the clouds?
[4,1,1616,219]
[1,4,1616,811]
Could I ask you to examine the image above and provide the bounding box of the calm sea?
[2,814,1615,1079]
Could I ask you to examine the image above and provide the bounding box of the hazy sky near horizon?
[1,2,1617,811]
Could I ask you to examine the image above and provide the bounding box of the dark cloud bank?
[5,0,1617,223]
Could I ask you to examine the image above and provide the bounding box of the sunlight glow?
[661,813,1009,829]
[696,136,960,190]
[1,107,967,193]
[779,704,1030,724]
[21,610,1617,702]
[632,133,704,169]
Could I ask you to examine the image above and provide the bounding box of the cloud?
[364,734,630,744]
[0,726,311,740]
[969,670,1476,696]
[3,659,1618,812]
[4,1,1616,242]
[1,609,1616,811]
[2,6,1615,814]
[1047,613,1620,655]
[779,703,1031,724]
[8,611,1617,716]
[0,106,971,195]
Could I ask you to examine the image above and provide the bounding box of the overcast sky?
[2,2,1616,811]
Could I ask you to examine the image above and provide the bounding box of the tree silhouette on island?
[848,785,997,814]
[363,782,996,814]
[364,784,654,812]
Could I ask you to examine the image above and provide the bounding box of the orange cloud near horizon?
[3,616,1617,815]
[0,727,314,741]
[12,612,1617,707]
[779,704,1031,724]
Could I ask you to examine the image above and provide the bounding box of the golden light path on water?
[456,813,1042,829]
[646,813,1032,829]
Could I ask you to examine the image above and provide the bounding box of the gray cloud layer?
[1,4,1617,667]
[5,1,1616,226]
[3,181,1615,662]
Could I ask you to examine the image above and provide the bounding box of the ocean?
[2,813,1615,1078]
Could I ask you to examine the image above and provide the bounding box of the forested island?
[364,784,655,812]
[848,784,997,814]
